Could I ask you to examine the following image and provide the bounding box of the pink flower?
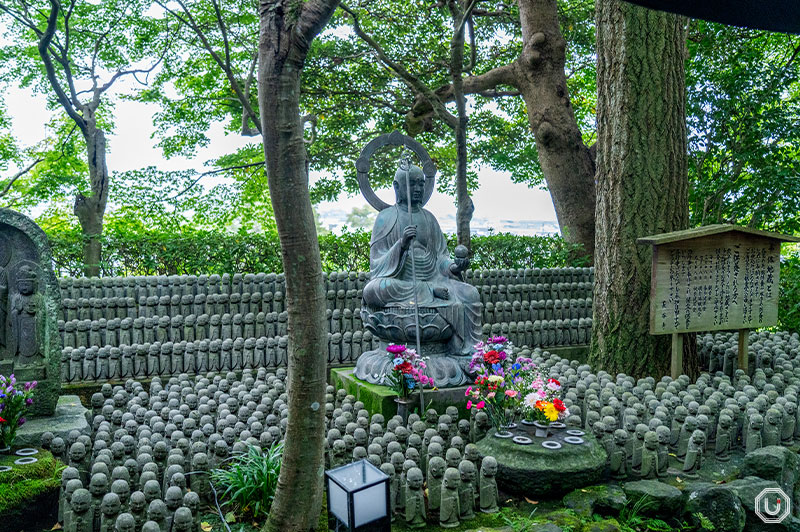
[467,400,473,409]
[386,344,406,354]
[505,390,518,398]
[487,392,496,399]
[476,401,485,409]
[465,387,472,397]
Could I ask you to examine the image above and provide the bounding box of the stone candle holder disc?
[15,448,38,456]
[493,429,514,439]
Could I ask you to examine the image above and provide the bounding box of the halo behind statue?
[355,130,436,211]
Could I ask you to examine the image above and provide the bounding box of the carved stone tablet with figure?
[0,209,62,415]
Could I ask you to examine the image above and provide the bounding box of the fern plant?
[211,442,284,519]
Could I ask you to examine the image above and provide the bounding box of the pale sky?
[4,84,560,235]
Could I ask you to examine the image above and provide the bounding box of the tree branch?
[407,62,519,124]
[0,158,43,198]
[168,161,265,200]
[341,2,458,129]
[159,0,262,135]
[37,0,86,132]
[295,0,341,44]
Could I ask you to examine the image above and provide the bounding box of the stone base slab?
[330,367,469,419]
[15,395,90,447]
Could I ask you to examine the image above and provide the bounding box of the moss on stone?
[0,449,63,515]
[533,509,583,531]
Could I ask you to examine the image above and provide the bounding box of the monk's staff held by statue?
[401,152,426,415]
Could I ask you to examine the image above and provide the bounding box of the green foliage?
[0,0,169,214]
[686,21,800,234]
[211,443,283,520]
[461,232,590,270]
[692,513,716,531]
[45,223,586,277]
[779,248,800,333]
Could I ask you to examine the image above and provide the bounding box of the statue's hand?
[450,256,469,274]
[401,225,417,250]
[433,287,450,300]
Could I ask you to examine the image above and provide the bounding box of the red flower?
[553,398,566,412]
[395,362,413,374]
[548,378,561,386]
[0,417,5,424]
[483,350,501,365]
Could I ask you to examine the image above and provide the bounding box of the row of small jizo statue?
[58,297,594,334]
[58,310,592,350]
[52,368,500,532]
[59,321,596,383]
[57,289,593,324]
[57,267,594,299]
[52,328,800,532]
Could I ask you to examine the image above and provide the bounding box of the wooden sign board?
[649,234,780,334]
[638,225,799,378]
[639,225,799,335]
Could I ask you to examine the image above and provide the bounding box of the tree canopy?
[0,0,797,258]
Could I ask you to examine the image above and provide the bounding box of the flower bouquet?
[466,336,521,436]
[383,344,434,399]
[0,375,37,450]
[519,372,569,436]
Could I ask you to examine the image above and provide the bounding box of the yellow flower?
[541,403,558,422]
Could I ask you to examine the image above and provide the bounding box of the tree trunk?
[515,0,596,261]
[590,0,689,378]
[73,126,110,278]
[258,1,338,530]
[452,60,474,252]
[450,2,474,251]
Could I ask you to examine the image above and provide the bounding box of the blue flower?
[512,363,521,371]
[491,363,502,372]
[393,357,404,365]
[407,381,416,389]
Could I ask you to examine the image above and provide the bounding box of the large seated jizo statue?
[0,209,61,415]
[354,132,481,387]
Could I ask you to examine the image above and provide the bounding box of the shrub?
[46,227,586,276]
[779,249,800,333]
[211,443,283,519]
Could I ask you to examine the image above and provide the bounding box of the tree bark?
[590,0,690,378]
[515,0,596,260]
[73,124,110,278]
[406,0,597,261]
[449,1,474,251]
[258,0,338,530]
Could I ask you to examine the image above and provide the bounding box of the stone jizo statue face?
[71,489,91,513]
[102,493,121,516]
